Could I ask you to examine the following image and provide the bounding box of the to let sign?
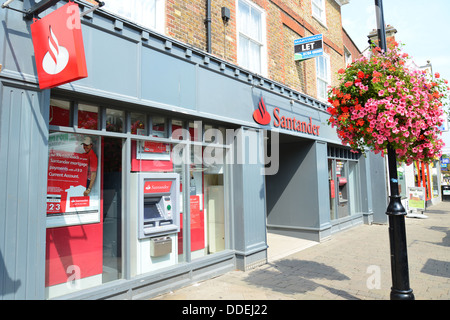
[294,34,323,61]
[31,2,88,89]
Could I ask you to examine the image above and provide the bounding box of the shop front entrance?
[265,133,324,247]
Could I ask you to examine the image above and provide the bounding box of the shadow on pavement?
[428,226,450,247]
[243,259,359,300]
[420,259,450,279]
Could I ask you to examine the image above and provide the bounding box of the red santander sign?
[144,181,173,194]
[30,2,87,89]
[253,98,320,136]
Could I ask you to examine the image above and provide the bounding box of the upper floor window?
[316,53,330,101]
[311,0,326,25]
[104,0,165,33]
[344,47,352,67]
[237,0,267,76]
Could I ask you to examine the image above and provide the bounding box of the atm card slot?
[144,221,156,227]
[159,220,173,226]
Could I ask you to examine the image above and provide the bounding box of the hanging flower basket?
[327,40,449,165]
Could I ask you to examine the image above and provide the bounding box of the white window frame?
[311,0,327,26]
[103,0,165,34]
[236,0,268,76]
[316,53,330,101]
[344,47,352,67]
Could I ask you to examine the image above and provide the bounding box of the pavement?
[151,201,450,301]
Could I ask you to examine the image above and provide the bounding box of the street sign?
[294,34,323,61]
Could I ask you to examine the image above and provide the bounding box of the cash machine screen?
[144,198,162,221]
[142,195,173,233]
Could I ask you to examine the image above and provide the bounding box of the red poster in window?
[189,195,205,251]
[47,149,88,215]
[330,180,335,199]
[30,2,87,89]
[178,195,205,254]
[143,141,168,153]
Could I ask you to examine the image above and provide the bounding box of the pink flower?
[327,42,447,164]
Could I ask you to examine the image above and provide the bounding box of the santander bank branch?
[0,0,387,299]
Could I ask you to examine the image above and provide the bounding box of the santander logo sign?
[42,26,70,75]
[30,2,87,89]
[253,97,320,136]
[144,181,173,194]
[253,98,271,125]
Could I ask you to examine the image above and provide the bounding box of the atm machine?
[130,173,180,276]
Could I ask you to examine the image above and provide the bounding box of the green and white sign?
[408,187,426,210]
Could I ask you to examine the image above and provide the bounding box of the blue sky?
[341,0,450,82]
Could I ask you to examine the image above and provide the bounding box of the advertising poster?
[408,187,426,210]
[178,171,205,255]
[131,123,172,172]
[46,132,101,227]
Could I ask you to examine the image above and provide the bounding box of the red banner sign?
[30,2,88,89]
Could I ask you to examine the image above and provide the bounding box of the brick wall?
[166,0,348,101]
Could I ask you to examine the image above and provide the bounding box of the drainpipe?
[206,0,211,53]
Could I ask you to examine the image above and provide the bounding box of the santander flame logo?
[30,2,88,89]
[253,98,271,125]
[42,26,69,75]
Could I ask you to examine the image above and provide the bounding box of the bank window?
[46,96,230,298]
[237,0,267,76]
[189,121,202,142]
[311,0,326,25]
[131,130,228,263]
[131,112,146,135]
[152,116,168,138]
[316,53,330,101]
[45,129,123,298]
[50,99,71,126]
[78,103,99,130]
[106,109,124,133]
[104,0,165,33]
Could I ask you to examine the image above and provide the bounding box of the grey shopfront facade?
[0,0,387,300]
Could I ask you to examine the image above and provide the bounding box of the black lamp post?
[374,0,415,300]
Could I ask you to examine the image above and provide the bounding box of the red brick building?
[165,0,354,100]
